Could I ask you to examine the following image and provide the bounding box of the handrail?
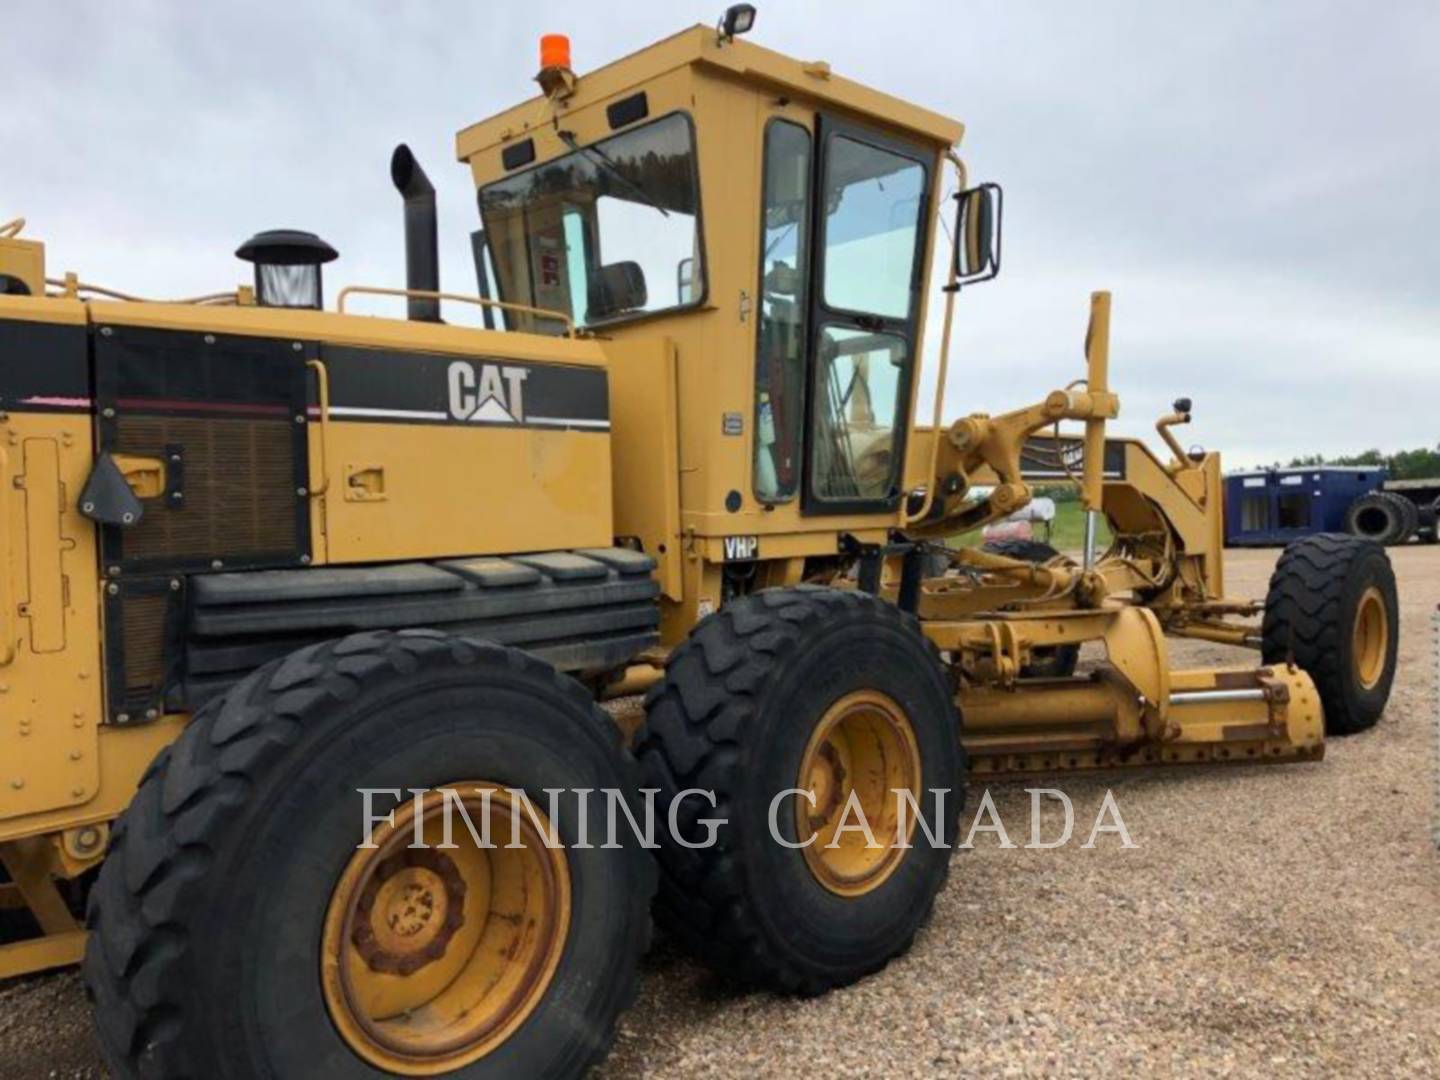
[0,446,14,667]
[44,275,239,306]
[902,149,966,526]
[0,218,24,240]
[305,359,331,496]
[335,285,577,338]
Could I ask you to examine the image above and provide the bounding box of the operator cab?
[457,12,990,529]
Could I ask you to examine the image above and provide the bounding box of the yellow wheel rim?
[1353,586,1388,690]
[322,783,570,1075]
[795,690,922,897]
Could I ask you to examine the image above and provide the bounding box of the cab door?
[802,117,933,515]
[745,112,933,517]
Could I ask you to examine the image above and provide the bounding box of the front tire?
[84,630,653,1079]
[638,587,962,994]
[1261,534,1398,735]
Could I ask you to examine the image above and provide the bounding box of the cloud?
[4,0,1436,465]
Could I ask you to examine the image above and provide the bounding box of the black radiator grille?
[94,324,311,573]
[114,415,297,563]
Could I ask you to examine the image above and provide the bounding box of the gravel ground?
[3,546,1437,1078]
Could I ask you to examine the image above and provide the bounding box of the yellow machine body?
[0,25,1332,978]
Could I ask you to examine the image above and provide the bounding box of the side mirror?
[589,260,648,320]
[953,183,1002,286]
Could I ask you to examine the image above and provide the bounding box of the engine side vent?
[93,324,311,573]
[113,415,298,564]
[104,576,185,724]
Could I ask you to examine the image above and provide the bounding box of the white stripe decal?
[526,417,611,429]
[327,406,449,420]
[317,404,609,429]
[21,395,92,407]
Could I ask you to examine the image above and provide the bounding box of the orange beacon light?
[540,34,571,72]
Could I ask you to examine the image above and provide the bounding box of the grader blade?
[958,662,1324,775]
[925,595,1327,776]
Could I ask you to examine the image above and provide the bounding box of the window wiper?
[557,129,670,218]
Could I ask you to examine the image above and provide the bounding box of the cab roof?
[455,24,964,163]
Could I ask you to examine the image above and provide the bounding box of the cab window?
[478,113,704,332]
[753,120,811,503]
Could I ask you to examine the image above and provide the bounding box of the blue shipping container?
[1224,467,1385,546]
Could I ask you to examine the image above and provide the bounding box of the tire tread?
[1260,533,1396,735]
[85,630,651,1080]
[637,587,961,994]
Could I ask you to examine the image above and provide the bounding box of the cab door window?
[820,138,925,319]
[811,326,908,501]
[752,120,812,503]
[807,126,929,510]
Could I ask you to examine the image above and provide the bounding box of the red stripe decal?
[115,398,291,417]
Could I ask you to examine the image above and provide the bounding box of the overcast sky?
[5,1,1436,467]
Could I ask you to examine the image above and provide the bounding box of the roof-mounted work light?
[719,4,756,43]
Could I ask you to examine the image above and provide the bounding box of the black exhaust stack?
[390,144,441,322]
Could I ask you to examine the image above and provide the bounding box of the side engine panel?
[313,344,613,564]
[0,309,103,823]
[1,300,635,832]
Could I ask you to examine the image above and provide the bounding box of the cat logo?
[722,535,759,561]
[448,361,530,423]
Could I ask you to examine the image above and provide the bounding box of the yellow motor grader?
[0,8,1398,1077]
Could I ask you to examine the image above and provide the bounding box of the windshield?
[478,113,704,333]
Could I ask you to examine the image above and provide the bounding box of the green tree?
[1331,449,1387,467]
[1387,446,1440,480]
[1282,446,1440,480]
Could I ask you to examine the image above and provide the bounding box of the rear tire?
[1261,534,1398,735]
[84,630,653,1080]
[980,540,1081,677]
[638,587,962,994]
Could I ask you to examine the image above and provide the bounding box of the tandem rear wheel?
[84,630,654,1079]
[639,586,963,994]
